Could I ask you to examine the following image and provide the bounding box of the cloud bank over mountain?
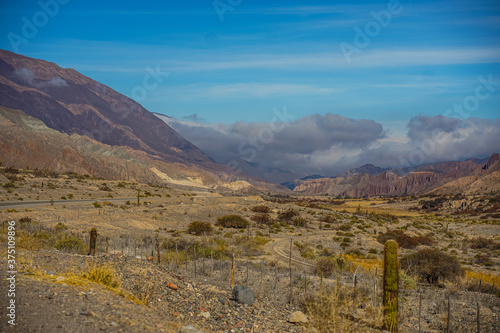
[157,113,500,178]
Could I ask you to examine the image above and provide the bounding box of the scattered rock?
[232,286,255,305]
[172,311,181,317]
[79,310,95,317]
[148,256,154,262]
[180,325,203,333]
[200,311,210,319]
[167,282,178,290]
[288,311,308,324]
[56,276,65,282]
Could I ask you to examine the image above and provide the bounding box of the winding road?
[0,197,137,209]
[269,238,316,268]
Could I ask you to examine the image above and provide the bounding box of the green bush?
[216,215,249,228]
[187,221,213,235]
[400,273,417,289]
[301,247,316,259]
[54,235,86,254]
[401,248,464,284]
[54,222,68,232]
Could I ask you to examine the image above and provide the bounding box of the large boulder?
[232,286,255,305]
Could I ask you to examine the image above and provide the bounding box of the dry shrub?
[81,261,120,288]
[474,253,493,266]
[251,205,271,213]
[303,285,381,333]
[315,257,336,278]
[304,288,338,332]
[320,215,337,224]
[278,208,300,221]
[401,248,464,284]
[216,215,249,228]
[469,237,500,250]
[292,216,308,227]
[187,221,213,235]
[377,230,434,249]
[251,213,272,225]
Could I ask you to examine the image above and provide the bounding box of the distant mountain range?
[290,154,500,197]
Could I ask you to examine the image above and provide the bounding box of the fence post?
[89,228,97,256]
[231,252,235,289]
[246,255,249,284]
[220,253,223,281]
[202,249,205,276]
[194,247,197,278]
[304,268,307,298]
[260,260,264,297]
[176,243,179,269]
[274,265,278,294]
[477,298,480,333]
[418,292,422,333]
[166,242,169,267]
[211,251,213,277]
[447,294,451,333]
[156,238,160,264]
[105,237,109,254]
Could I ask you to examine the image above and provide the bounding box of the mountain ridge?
[0,49,219,171]
[292,154,500,197]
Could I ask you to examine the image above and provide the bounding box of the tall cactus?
[383,239,399,332]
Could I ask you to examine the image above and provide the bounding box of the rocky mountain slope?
[0,49,220,171]
[292,154,500,197]
[0,106,222,185]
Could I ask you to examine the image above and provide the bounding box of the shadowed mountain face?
[0,49,219,170]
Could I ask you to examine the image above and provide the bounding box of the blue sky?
[1,0,499,175]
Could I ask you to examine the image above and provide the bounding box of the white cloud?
[157,113,500,177]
